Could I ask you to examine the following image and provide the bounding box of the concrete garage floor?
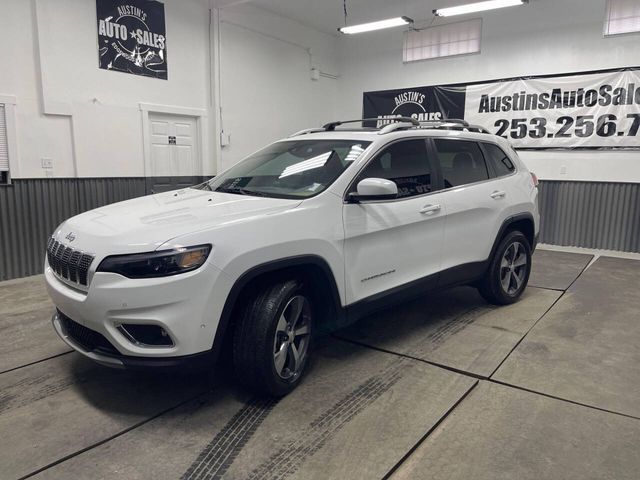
[1,248,639,480]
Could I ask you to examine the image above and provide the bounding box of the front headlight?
[97,244,212,279]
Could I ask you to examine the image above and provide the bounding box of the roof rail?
[377,121,419,135]
[465,124,491,134]
[322,117,419,131]
[416,120,491,134]
[289,128,325,137]
[290,117,491,137]
[437,118,469,127]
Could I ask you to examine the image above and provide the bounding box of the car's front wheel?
[233,279,313,396]
[478,230,531,305]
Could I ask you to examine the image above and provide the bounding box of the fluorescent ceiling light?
[434,0,528,17]
[279,152,332,178]
[338,16,413,35]
[344,145,365,162]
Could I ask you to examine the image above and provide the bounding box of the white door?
[343,138,446,305]
[149,113,199,178]
[432,138,506,272]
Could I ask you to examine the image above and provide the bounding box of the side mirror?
[349,178,398,202]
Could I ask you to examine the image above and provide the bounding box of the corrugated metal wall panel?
[1,179,75,280]
[76,177,146,212]
[538,180,640,253]
[0,178,146,281]
[1,178,639,281]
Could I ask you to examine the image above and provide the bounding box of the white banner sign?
[464,70,640,148]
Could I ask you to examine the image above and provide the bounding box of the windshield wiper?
[216,187,270,197]
[192,180,213,191]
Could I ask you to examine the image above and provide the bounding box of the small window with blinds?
[0,104,9,184]
[605,0,640,36]
[403,18,482,63]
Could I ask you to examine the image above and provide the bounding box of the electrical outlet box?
[560,165,567,175]
[311,67,320,81]
[41,158,53,169]
[220,132,230,147]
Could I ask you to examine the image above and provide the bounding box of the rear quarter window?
[482,143,516,178]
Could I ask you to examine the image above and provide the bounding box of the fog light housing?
[117,324,174,347]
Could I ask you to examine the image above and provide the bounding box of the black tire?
[233,279,313,397]
[478,230,531,305]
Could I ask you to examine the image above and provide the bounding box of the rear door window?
[433,139,489,188]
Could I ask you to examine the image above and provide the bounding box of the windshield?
[200,140,371,199]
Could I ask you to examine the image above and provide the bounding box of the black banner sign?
[363,68,640,149]
[363,86,466,127]
[97,0,168,80]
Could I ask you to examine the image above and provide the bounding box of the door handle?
[490,190,506,199]
[420,204,441,215]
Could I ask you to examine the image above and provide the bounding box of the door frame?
[139,102,208,179]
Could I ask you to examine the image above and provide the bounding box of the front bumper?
[45,259,233,360]
[52,311,213,369]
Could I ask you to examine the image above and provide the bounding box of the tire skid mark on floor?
[246,359,412,480]
[335,303,492,356]
[181,397,279,480]
[420,305,495,351]
[0,391,16,414]
[0,372,76,415]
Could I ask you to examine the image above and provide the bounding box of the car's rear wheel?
[478,230,531,305]
[233,279,313,396]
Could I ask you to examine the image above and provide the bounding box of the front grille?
[59,311,119,356]
[46,238,94,287]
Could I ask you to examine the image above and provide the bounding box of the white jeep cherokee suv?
[45,118,539,396]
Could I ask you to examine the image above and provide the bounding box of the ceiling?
[242,0,457,35]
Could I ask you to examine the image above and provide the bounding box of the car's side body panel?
[342,193,447,304]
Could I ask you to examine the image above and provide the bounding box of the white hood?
[53,188,302,255]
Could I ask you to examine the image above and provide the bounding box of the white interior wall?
[0,0,340,179]
[0,0,213,179]
[1,0,75,178]
[215,4,339,171]
[333,0,640,183]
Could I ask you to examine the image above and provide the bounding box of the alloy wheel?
[500,241,528,295]
[273,295,311,380]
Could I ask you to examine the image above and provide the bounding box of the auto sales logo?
[376,90,443,127]
[97,0,168,80]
